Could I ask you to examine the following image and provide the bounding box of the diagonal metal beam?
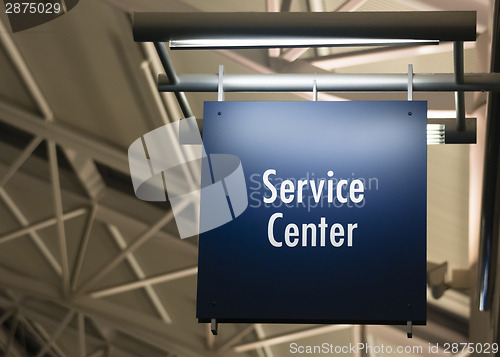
[63,149,106,202]
[0,19,53,121]
[218,49,345,101]
[0,188,63,276]
[281,0,368,62]
[76,205,182,295]
[255,324,275,357]
[106,224,172,324]
[0,207,87,244]
[4,310,19,356]
[0,101,129,175]
[281,0,292,12]
[0,136,43,189]
[310,41,476,70]
[35,310,75,357]
[336,0,368,11]
[22,317,68,357]
[47,140,70,297]
[0,267,221,357]
[71,204,98,292]
[89,265,197,298]
[216,325,255,353]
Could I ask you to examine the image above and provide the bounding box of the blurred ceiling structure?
[0,0,498,355]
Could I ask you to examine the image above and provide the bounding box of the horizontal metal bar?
[133,11,476,42]
[158,73,500,92]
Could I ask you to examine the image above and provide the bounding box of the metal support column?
[153,42,194,118]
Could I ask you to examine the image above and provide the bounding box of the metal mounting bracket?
[211,318,218,335]
[218,64,224,102]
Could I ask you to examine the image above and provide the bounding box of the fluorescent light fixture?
[427,124,445,145]
[169,38,439,50]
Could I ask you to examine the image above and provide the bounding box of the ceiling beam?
[48,141,71,297]
[63,149,106,202]
[0,157,198,259]
[71,204,97,292]
[337,0,368,12]
[215,325,255,354]
[0,207,87,245]
[0,188,63,276]
[281,0,367,62]
[234,325,351,353]
[254,324,275,357]
[0,136,43,189]
[0,19,53,121]
[266,0,281,58]
[310,42,476,70]
[29,320,65,357]
[75,208,179,295]
[281,0,292,12]
[89,266,197,299]
[35,310,75,357]
[307,0,329,57]
[0,101,129,175]
[106,224,173,324]
[0,267,208,357]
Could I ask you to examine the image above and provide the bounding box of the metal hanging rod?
[157,73,500,92]
[133,12,477,44]
[131,10,484,135]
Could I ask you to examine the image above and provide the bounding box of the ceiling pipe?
[157,73,500,92]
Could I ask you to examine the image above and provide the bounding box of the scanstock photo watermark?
[289,342,499,355]
[128,116,380,241]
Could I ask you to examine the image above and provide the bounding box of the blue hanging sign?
[197,101,427,326]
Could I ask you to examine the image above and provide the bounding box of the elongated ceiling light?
[133,12,476,49]
[169,38,439,50]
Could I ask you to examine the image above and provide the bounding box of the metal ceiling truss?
[0,16,200,357]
